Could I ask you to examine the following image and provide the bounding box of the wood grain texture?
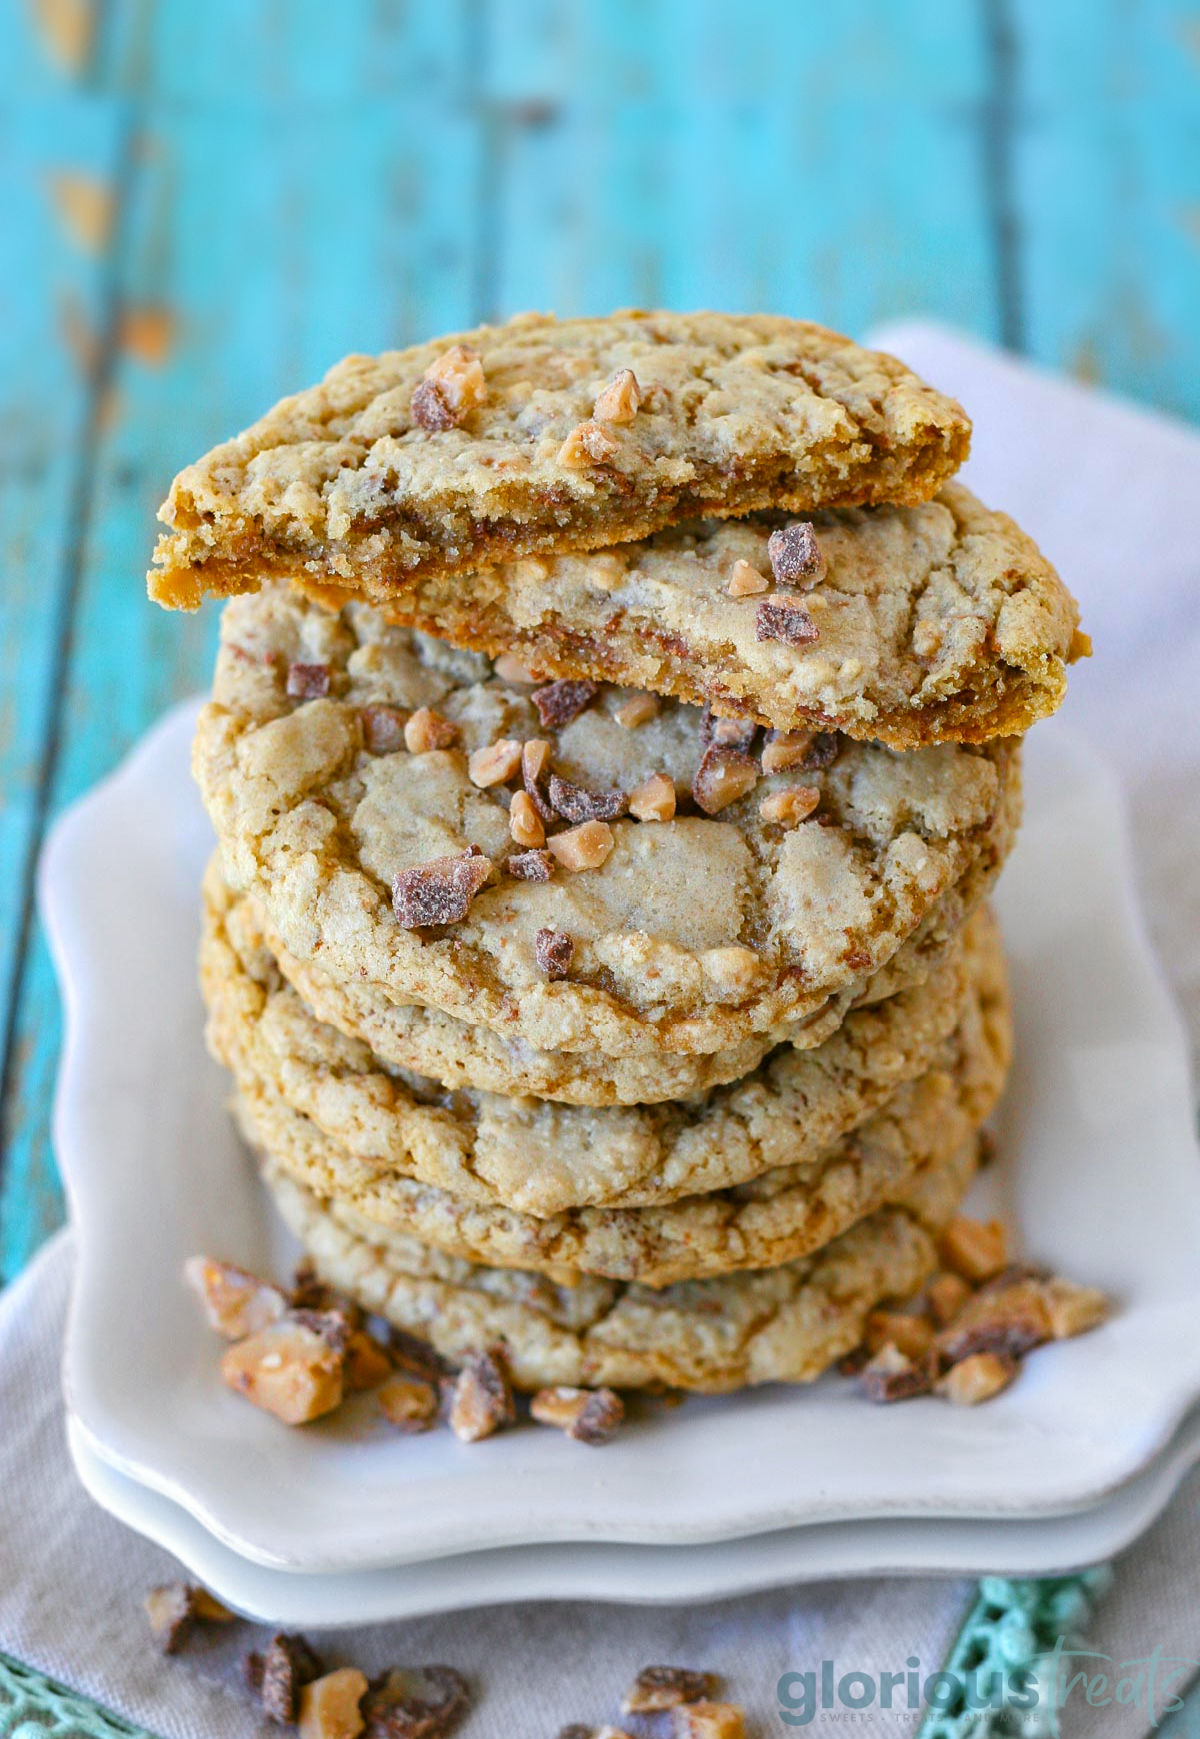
[1,0,1198,1286]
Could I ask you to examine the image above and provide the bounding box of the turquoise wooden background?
[1,0,1198,1283]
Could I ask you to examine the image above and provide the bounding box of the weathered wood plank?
[1011,0,1200,420]
[0,89,126,1280]
[0,0,483,1279]
[488,0,1000,339]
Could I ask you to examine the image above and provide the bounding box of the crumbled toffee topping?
[392,848,492,929]
[532,678,600,728]
[756,596,819,646]
[767,520,827,588]
[534,927,575,980]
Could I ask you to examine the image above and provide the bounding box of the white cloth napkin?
[1,327,1198,1738]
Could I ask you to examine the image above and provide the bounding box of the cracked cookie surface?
[194,583,1022,1060]
[363,483,1084,746]
[260,1141,979,1392]
[149,311,970,610]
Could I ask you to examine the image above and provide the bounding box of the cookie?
[362,483,1085,747]
[259,1140,978,1392]
[148,311,970,610]
[221,948,1010,1287]
[204,865,999,1214]
[248,857,988,1104]
[195,582,1022,1059]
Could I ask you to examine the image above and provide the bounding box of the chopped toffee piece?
[506,848,554,881]
[623,1667,721,1713]
[755,596,819,646]
[361,1664,470,1739]
[534,927,575,981]
[936,1351,1018,1406]
[548,772,628,823]
[530,1385,625,1444]
[410,345,487,432]
[248,1632,325,1724]
[759,784,820,827]
[532,678,600,729]
[298,1668,368,1739]
[692,745,758,815]
[556,419,620,468]
[361,705,409,755]
[938,1216,1009,1283]
[448,1350,515,1443]
[726,558,769,597]
[859,1343,935,1404]
[145,1582,235,1654]
[184,1256,287,1339]
[403,708,459,754]
[546,820,615,871]
[628,772,676,822]
[220,1312,348,1425]
[378,1373,440,1433]
[508,788,546,848]
[767,520,827,588]
[614,691,659,728]
[593,368,642,424]
[467,738,523,788]
[287,662,332,701]
[392,849,492,929]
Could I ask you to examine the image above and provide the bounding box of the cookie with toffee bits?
[204,866,1000,1216]
[148,310,969,609]
[194,582,1021,1062]
[258,1141,980,1394]
[367,483,1084,748]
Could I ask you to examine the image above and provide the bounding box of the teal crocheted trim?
[917,1569,1114,1738]
[0,1651,157,1739]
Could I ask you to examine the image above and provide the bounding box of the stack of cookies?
[150,312,1086,1398]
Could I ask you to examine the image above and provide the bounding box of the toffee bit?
[448,1349,515,1442]
[692,744,758,815]
[247,1632,325,1724]
[506,848,554,882]
[628,772,676,822]
[522,736,556,821]
[361,705,409,755]
[699,706,757,754]
[404,708,459,754]
[593,367,641,424]
[411,345,487,431]
[530,1385,624,1444]
[936,1351,1018,1406]
[767,520,827,588]
[534,927,575,980]
[532,678,600,729]
[184,1256,288,1340]
[859,1343,935,1404]
[287,662,331,701]
[378,1373,440,1432]
[298,1668,368,1739]
[546,820,614,872]
[622,1666,720,1712]
[145,1582,236,1654]
[801,730,840,769]
[219,1310,349,1425]
[361,1664,470,1739]
[392,848,492,929]
[756,597,819,646]
[548,772,628,823]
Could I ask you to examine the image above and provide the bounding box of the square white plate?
[42,697,1200,1573]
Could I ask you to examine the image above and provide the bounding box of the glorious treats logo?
[777,1640,1199,1728]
